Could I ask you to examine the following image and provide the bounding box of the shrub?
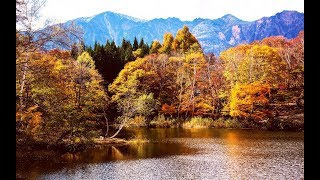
[149,114,176,128]
[224,118,242,128]
[183,117,242,129]
[126,115,147,127]
[211,118,225,128]
[183,116,214,128]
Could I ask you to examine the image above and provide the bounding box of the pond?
[16,128,304,179]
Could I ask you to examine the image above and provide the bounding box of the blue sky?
[39,0,304,27]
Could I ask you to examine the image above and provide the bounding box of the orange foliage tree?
[229,82,271,121]
[161,104,176,117]
[220,42,288,121]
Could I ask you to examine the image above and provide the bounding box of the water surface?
[16,128,304,179]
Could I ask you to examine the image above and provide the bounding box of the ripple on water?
[39,135,303,180]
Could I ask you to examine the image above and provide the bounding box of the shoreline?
[16,123,304,154]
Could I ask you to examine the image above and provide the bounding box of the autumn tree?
[220,44,252,86]
[220,42,292,122]
[229,82,271,121]
[71,41,85,60]
[149,40,161,54]
[109,26,226,121]
[75,52,96,109]
[135,93,158,120]
[172,25,202,53]
[108,57,155,137]
[161,103,176,118]
[109,26,299,129]
[158,32,174,54]
[220,44,286,86]
[289,31,304,88]
[16,50,108,145]
[258,32,304,88]
[201,54,225,116]
[175,52,212,117]
[16,0,83,127]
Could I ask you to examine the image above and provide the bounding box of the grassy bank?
[182,117,241,129]
[124,114,304,131]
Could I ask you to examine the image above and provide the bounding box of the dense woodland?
[16,0,304,150]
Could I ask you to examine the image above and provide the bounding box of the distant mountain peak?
[221,14,239,21]
[61,10,303,55]
[166,17,181,21]
[116,13,147,22]
[277,10,300,15]
[93,11,147,22]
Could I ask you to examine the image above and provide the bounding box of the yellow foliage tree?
[172,25,202,53]
[229,82,271,121]
[149,40,162,54]
[16,50,108,143]
[158,33,174,54]
[220,44,286,87]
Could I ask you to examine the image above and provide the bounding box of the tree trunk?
[191,59,196,116]
[77,84,81,108]
[109,122,125,139]
[103,106,109,137]
[109,99,131,139]
[109,93,135,139]
[19,53,28,124]
[206,63,216,117]
[177,73,184,119]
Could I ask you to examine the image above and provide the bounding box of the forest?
[16,1,304,151]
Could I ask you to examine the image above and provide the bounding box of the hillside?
[64,10,304,55]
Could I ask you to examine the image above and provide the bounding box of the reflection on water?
[16,128,304,179]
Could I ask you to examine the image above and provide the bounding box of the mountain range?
[64,10,304,55]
